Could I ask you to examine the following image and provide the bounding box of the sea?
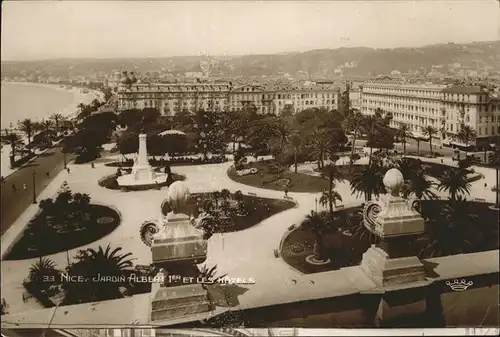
[1,82,76,129]
[1,82,86,177]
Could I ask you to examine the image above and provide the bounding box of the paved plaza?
[1,150,498,324]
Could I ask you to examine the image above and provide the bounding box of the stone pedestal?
[146,181,213,323]
[150,278,211,322]
[360,245,427,287]
[152,213,207,265]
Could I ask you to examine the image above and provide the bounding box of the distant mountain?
[2,41,499,79]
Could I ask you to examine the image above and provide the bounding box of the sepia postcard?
[1,0,499,336]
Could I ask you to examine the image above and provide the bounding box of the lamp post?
[63,150,67,169]
[314,198,318,213]
[32,170,37,204]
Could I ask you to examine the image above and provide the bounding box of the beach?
[1,81,104,177]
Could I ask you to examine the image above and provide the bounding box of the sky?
[1,0,499,61]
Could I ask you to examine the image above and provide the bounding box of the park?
[1,105,499,328]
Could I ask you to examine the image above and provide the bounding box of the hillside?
[2,41,499,79]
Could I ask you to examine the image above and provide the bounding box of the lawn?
[227,160,329,193]
[4,205,121,260]
[161,192,296,233]
[282,201,499,274]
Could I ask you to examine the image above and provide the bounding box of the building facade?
[360,81,500,147]
[117,72,341,116]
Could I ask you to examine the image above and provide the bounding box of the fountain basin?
[117,172,168,188]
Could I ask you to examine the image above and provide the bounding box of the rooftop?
[441,86,486,94]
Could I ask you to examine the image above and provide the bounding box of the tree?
[198,264,227,283]
[321,163,343,213]
[422,125,438,155]
[1,132,23,167]
[18,118,35,152]
[402,169,437,200]
[361,114,385,166]
[437,168,471,201]
[288,131,304,173]
[342,109,364,166]
[350,164,385,202]
[63,244,134,304]
[421,196,481,257]
[319,189,343,214]
[118,109,142,127]
[28,257,60,292]
[233,190,244,204]
[163,134,188,158]
[220,189,231,202]
[71,193,91,228]
[397,123,411,154]
[300,211,337,261]
[489,147,500,208]
[172,109,193,130]
[457,125,477,148]
[41,120,55,142]
[49,113,65,135]
[117,131,139,157]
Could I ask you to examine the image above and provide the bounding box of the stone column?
[137,133,149,168]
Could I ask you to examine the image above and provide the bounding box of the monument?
[359,168,430,326]
[117,122,168,189]
[140,181,213,322]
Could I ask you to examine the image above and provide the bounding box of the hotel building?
[360,80,500,147]
[117,72,341,116]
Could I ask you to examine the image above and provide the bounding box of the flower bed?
[281,200,498,274]
[4,205,121,260]
[161,192,295,233]
[105,155,229,168]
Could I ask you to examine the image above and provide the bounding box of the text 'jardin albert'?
[50,273,256,285]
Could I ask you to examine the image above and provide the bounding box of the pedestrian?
[441,159,444,164]
[484,182,487,189]
[91,162,95,169]
[23,183,27,191]
[12,184,17,192]
[66,167,70,174]
[284,186,289,197]
[46,171,49,177]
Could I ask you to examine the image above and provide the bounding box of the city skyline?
[1,0,499,61]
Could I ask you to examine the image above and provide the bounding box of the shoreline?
[1,81,104,121]
[1,81,103,177]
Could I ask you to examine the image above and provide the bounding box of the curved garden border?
[4,202,123,260]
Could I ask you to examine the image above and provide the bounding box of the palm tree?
[342,110,363,165]
[63,244,134,304]
[29,257,60,292]
[397,123,411,155]
[321,163,343,212]
[396,158,421,181]
[1,132,23,167]
[402,169,438,200]
[319,190,343,213]
[437,168,471,201]
[18,118,35,152]
[422,125,438,156]
[361,114,384,166]
[421,196,481,257]
[457,125,477,148]
[300,211,330,261]
[49,113,65,135]
[350,164,385,202]
[41,120,54,142]
[288,131,304,173]
[198,264,227,283]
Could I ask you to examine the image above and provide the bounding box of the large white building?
[360,80,500,147]
[117,72,341,116]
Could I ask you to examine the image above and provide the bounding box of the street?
[0,146,74,235]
